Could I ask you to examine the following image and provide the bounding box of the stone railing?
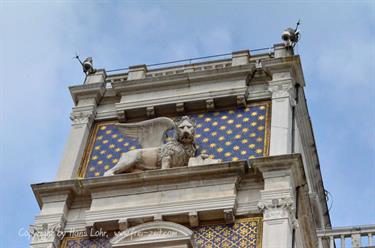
[317,225,375,248]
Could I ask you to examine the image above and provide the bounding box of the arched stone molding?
[110,221,197,248]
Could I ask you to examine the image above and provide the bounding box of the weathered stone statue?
[104,116,196,175]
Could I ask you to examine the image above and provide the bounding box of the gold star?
[100,126,107,130]
[109,144,115,148]
[233,146,240,151]
[115,148,121,152]
[210,143,216,148]
[123,142,129,147]
[241,150,247,155]
[232,157,239,161]
[256,137,263,142]
[213,112,220,116]
[92,155,98,160]
[226,130,233,135]
[237,113,243,118]
[198,114,204,118]
[221,115,228,120]
[258,115,265,120]
[250,133,256,137]
[209,155,215,159]
[242,128,249,133]
[103,140,109,144]
[256,149,262,154]
[259,106,266,110]
[205,117,212,122]
[89,167,95,172]
[235,124,242,128]
[105,130,112,135]
[98,160,103,165]
[218,136,225,141]
[219,126,226,130]
[97,135,103,140]
[112,158,119,164]
[104,165,110,170]
[217,147,223,153]
[234,134,241,139]
[100,150,106,155]
[224,152,232,157]
[225,141,232,146]
[117,138,124,142]
[203,138,209,143]
[249,144,256,149]
[106,154,113,159]
[251,122,257,127]
[95,172,100,177]
[111,134,118,138]
[197,123,203,128]
[228,110,235,114]
[211,131,217,137]
[130,146,136,150]
[95,145,101,150]
[227,119,234,124]
[203,127,210,132]
[257,126,265,131]
[243,117,250,122]
[251,111,258,116]
[212,121,218,126]
[195,134,201,138]
[241,139,248,144]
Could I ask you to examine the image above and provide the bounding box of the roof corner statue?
[104,116,217,175]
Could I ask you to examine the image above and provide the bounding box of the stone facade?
[30,43,331,248]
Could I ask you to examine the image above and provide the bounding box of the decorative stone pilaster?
[29,221,65,248]
[268,78,296,156]
[251,155,306,248]
[55,83,105,180]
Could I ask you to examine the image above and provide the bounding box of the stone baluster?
[340,235,345,248]
[351,233,361,248]
[369,233,373,246]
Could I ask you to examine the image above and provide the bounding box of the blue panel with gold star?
[80,102,270,178]
[193,217,261,248]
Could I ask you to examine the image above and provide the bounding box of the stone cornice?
[32,161,248,209]
[69,82,106,105]
[111,63,256,94]
[249,153,306,187]
[262,55,305,86]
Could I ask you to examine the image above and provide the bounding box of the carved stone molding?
[268,82,296,106]
[110,221,197,248]
[258,198,297,228]
[70,110,95,127]
[206,99,215,111]
[29,220,66,247]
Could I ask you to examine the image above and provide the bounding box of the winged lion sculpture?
[104,116,196,175]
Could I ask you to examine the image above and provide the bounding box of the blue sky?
[0,1,374,247]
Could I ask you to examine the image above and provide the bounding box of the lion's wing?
[115,117,175,148]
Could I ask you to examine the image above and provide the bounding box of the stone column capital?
[70,109,96,127]
[268,81,296,106]
[30,220,66,248]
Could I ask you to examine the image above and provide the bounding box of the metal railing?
[317,225,375,248]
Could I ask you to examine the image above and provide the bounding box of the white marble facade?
[30,44,331,248]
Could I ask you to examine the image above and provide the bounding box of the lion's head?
[175,116,196,144]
